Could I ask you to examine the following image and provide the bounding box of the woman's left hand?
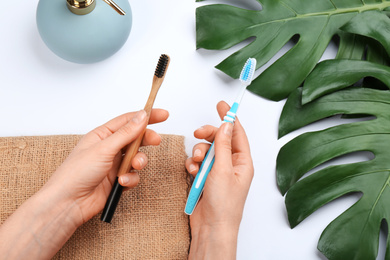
[44,109,169,224]
[0,109,168,259]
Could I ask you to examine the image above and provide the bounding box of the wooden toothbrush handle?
[101,55,169,223]
[117,79,162,176]
[117,131,145,176]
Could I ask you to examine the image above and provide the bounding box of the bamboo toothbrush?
[101,54,170,223]
[184,57,256,215]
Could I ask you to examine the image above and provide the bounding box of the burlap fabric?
[0,134,190,259]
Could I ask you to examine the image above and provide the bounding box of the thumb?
[100,110,148,154]
[214,122,233,169]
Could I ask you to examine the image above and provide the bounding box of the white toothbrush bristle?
[239,58,257,85]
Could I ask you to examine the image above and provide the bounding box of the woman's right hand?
[186,101,254,259]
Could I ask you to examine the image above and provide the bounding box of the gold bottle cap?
[66,0,96,15]
[66,0,126,16]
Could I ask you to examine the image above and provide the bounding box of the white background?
[0,0,386,259]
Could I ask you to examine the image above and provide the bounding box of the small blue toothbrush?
[185,57,257,215]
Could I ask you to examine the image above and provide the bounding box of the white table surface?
[0,0,386,259]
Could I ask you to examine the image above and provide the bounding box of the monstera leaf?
[277,87,390,259]
[301,59,390,104]
[196,0,390,101]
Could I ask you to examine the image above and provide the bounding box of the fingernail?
[189,164,197,173]
[194,149,202,158]
[132,110,147,124]
[120,175,130,185]
[223,122,233,137]
[196,126,205,131]
[138,156,145,167]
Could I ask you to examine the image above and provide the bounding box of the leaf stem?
[293,2,390,17]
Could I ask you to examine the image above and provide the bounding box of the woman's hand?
[0,109,168,259]
[46,109,169,224]
[186,101,254,260]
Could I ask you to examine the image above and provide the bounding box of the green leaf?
[335,32,366,60]
[301,60,390,104]
[196,0,390,101]
[361,39,390,92]
[366,40,390,66]
[340,10,390,56]
[277,87,390,259]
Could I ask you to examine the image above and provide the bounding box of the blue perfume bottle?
[36,0,132,63]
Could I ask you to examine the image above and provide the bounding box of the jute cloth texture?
[0,134,191,259]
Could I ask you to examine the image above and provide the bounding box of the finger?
[213,122,234,171]
[216,101,231,120]
[118,171,140,188]
[148,109,169,124]
[99,110,148,154]
[92,109,168,139]
[194,125,218,143]
[119,129,162,155]
[231,119,251,155]
[185,157,199,177]
[141,129,161,146]
[131,152,148,170]
[217,101,251,155]
[106,109,167,129]
[192,143,211,163]
[108,152,123,185]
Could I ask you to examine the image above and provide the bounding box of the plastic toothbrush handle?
[184,103,239,215]
[185,142,215,215]
[223,102,239,123]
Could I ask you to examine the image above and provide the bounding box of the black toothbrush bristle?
[155,54,169,78]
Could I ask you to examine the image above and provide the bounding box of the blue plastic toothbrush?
[184,57,257,215]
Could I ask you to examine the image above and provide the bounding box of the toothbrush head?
[155,54,170,78]
[239,58,257,85]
